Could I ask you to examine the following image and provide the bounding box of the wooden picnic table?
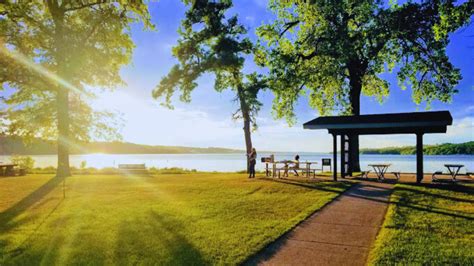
[302,161,318,177]
[368,164,391,180]
[0,163,17,176]
[444,164,464,181]
[271,161,318,178]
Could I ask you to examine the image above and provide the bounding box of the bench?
[392,172,401,180]
[432,171,443,181]
[358,170,370,179]
[276,167,316,178]
[118,164,148,175]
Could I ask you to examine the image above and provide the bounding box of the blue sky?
[91,0,473,152]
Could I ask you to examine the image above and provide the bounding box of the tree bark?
[237,87,253,173]
[50,2,71,177]
[348,62,363,173]
[57,83,71,177]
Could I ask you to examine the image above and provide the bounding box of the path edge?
[241,180,358,266]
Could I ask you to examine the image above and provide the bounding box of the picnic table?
[0,163,17,176]
[444,164,464,181]
[272,161,318,178]
[118,164,148,174]
[368,164,391,180]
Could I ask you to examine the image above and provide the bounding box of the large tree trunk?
[348,62,363,173]
[57,86,71,177]
[237,87,253,173]
[50,3,71,177]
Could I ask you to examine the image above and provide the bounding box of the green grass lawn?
[369,183,474,265]
[0,173,349,265]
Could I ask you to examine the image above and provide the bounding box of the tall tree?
[153,0,266,172]
[256,0,473,172]
[0,1,152,177]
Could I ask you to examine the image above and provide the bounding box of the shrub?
[11,155,35,171]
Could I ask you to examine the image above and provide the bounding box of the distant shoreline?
[360,141,473,155]
[0,136,243,155]
[1,137,472,156]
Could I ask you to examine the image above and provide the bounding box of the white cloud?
[442,116,474,143]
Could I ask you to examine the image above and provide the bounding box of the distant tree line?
[360,141,474,155]
[0,137,241,155]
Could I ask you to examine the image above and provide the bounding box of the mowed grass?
[0,173,349,265]
[369,183,474,265]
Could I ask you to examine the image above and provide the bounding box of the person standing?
[248,148,257,178]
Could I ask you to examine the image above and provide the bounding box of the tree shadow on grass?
[387,187,474,222]
[114,211,207,265]
[0,176,65,228]
[0,175,65,264]
[2,213,108,266]
[403,182,474,199]
[399,185,473,202]
[343,183,393,203]
[258,177,350,194]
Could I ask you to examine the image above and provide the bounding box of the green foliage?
[257,0,472,122]
[423,141,474,155]
[360,141,474,155]
[0,1,152,142]
[10,155,35,169]
[29,166,198,175]
[153,0,267,131]
[0,173,350,264]
[369,183,474,265]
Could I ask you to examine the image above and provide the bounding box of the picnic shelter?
[303,111,453,183]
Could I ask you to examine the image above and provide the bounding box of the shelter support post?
[348,134,353,176]
[340,135,345,178]
[416,133,424,183]
[333,133,337,181]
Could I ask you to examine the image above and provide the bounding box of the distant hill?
[0,137,243,155]
[360,141,474,155]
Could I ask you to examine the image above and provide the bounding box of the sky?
[90,0,474,152]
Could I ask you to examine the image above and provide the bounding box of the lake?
[2,153,473,173]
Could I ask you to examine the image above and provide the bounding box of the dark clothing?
[249,151,257,178]
[249,164,256,178]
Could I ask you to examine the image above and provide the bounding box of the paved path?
[248,182,393,266]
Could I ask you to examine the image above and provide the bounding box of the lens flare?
[0,44,84,96]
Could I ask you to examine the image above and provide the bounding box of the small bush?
[148,167,197,174]
[11,156,35,172]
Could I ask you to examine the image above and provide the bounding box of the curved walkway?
[248,182,393,266]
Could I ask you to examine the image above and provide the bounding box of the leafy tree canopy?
[256,0,473,124]
[0,0,152,142]
[153,0,266,130]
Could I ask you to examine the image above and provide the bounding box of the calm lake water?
[2,153,473,173]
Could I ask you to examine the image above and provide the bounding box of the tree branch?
[279,20,300,38]
[64,0,107,12]
[417,70,428,90]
